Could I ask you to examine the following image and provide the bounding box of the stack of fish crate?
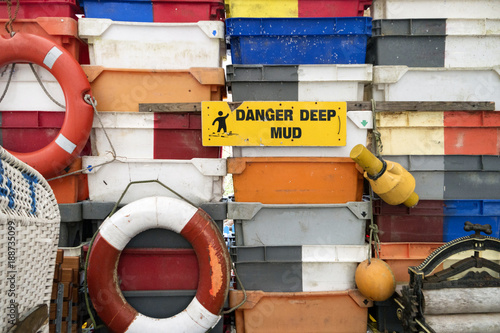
[223,1,380,332]
[365,0,500,331]
[76,1,227,331]
[0,1,91,249]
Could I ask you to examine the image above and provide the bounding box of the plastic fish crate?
[371,0,500,19]
[0,17,85,62]
[367,18,500,68]
[232,111,372,158]
[368,66,500,111]
[378,242,444,282]
[48,158,89,204]
[81,66,226,112]
[374,199,500,242]
[83,156,225,204]
[78,18,225,69]
[230,289,372,333]
[227,64,373,101]
[0,0,83,19]
[227,157,364,204]
[79,0,154,22]
[226,17,372,65]
[232,244,369,292]
[91,112,221,159]
[153,0,225,22]
[225,0,371,18]
[376,111,500,155]
[383,155,500,200]
[118,248,199,291]
[228,201,370,246]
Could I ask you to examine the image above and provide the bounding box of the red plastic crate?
[0,17,87,62]
[153,112,221,159]
[0,110,91,154]
[0,0,83,19]
[444,111,500,155]
[298,0,372,17]
[118,248,199,291]
[374,200,445,242]
[153,0,224,22]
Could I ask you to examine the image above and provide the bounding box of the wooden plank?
[139,101,495,113]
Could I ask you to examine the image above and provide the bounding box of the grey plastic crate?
[228,201,371,246]
[366,19,446,67]
[59,203,83,247]
[226,64,299,101]
[386,155,500,199]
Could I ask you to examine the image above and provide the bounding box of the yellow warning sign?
[202,101,347,146]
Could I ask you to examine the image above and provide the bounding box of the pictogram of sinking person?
[212,111,229,133]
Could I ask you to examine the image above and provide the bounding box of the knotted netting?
[0,147,60,332]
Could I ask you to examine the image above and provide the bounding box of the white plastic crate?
[369,66,500,111]
[232,111,372,157]
[0,64,64,111]
[78,18,225,70]
[91,112,155,158]
[444,19,500,68]
[371,0,500,19]
[298,64,373,101]
[302,244,370,291]
[83,155,225,204]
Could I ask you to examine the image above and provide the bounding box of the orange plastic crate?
[227,157,364,204]
[81,66,226,112]
[49,158,88,204]
[378,242,444,283]
[230,289,372,333]
[0,17,86,61]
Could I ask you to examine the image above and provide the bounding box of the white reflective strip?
[99,197,197,250]
[126,298,220,333]
[43,46,63,69]
[55,134,77,154]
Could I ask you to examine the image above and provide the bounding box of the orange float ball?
[355,258,396,302]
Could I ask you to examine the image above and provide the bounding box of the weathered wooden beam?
[139,101,495,112]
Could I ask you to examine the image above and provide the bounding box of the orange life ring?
[0,32,93,179]
[87,197,231,333]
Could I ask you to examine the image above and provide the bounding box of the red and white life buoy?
[87,197,231,333]
[0,33,93,179]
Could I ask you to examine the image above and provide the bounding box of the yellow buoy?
[355,258,396,302]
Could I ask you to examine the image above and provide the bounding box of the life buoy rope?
[86,196,231,333]
[0,32,93,179]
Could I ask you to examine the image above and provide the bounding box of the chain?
[371,99,383,157]
[368,99,382,263]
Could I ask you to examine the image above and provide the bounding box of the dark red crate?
[118,248,199,291]
[0,111,91,155]
[373,200,445,242]
[153,0,224,22]
[0,0,83,20]
[154,112,221,159]
[298,0,372,17]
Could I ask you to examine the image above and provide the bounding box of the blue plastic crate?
[226,17,372,65]
[80,0,153,22]
[443,200,500,242]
